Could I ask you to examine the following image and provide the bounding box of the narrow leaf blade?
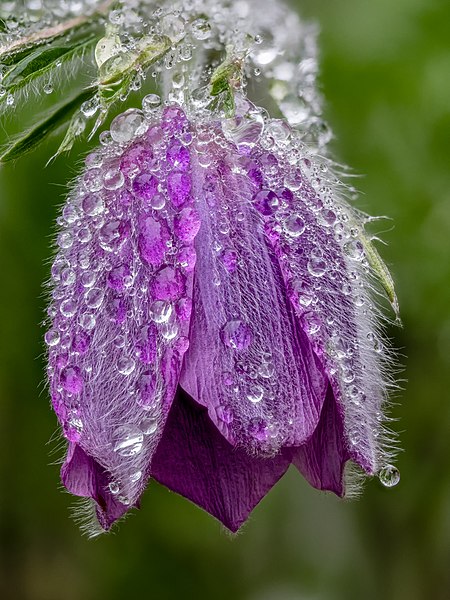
[0,87,95,163]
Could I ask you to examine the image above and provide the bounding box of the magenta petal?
[61,443,132,529]
[292,385,348,496]
[152,387,292,532]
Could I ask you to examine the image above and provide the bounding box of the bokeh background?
[1,0,449,598]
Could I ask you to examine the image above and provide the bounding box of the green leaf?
[53,107,91,159]
[359,233,400,319]
[98,34,171,89]
[3,46,74,86]
[0,87,95,163]
[1,37,97,102]
[209,55,244,118]
[210,56,242,95]
[94,34,172,131]
[0,5,107,66]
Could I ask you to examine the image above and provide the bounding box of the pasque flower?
[40,0,400,534]
[46,101,399,534]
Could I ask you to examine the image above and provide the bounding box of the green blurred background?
[1,0,449,598]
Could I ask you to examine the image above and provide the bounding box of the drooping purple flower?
[45,102,399,535]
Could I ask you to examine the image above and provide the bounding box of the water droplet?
[247,383,264,403]
[258,362,275,379]
[190,17,211,39]
[77,227,92,244]
[222,112,264,148]
[150,300,172,323]
[109,481,120,495]
[80,271,96,288]
[378,464,400,488]
[81,95,100,117]
[103,168,124,190]
[344,240,364,261]
[161,13,186,42]
[284,214,306,237]
[62,204,79,224]
[79,313,96,331]
[43,82,53,94]
[307,256,326,277]
[45,329,60,346]
[322,209,337,226]
[140,418,158,435]
[221,320,253,351]
[64,409,83,442]
[110,109,146,144]
[302,312,321,335]
[342,369,355,384]
[130,470,142,483]
[82,193,104,216]
[60,366,83,394]
[99,220,130,252]
[85,288,104,309]
[57,232,73,249]
[135,371,157,409]
[60,298,77,317]
[151,193,166,210]
[160,320,179,341]
[349,428,361,446]
[83,169,103,192]
[60,267,76,286]
[113,425,143,457]
[118,356,136,376]
[142,93,161,112]
[354,295,365,307]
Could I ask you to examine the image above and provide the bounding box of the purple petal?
[152,387,292,532]
[61,443,132,529]
[253,154,384,474]
[46,108,199,526]
[180,136,328,456]
[292,385,348,495]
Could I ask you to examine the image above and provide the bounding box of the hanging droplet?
[378,464,400,488]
